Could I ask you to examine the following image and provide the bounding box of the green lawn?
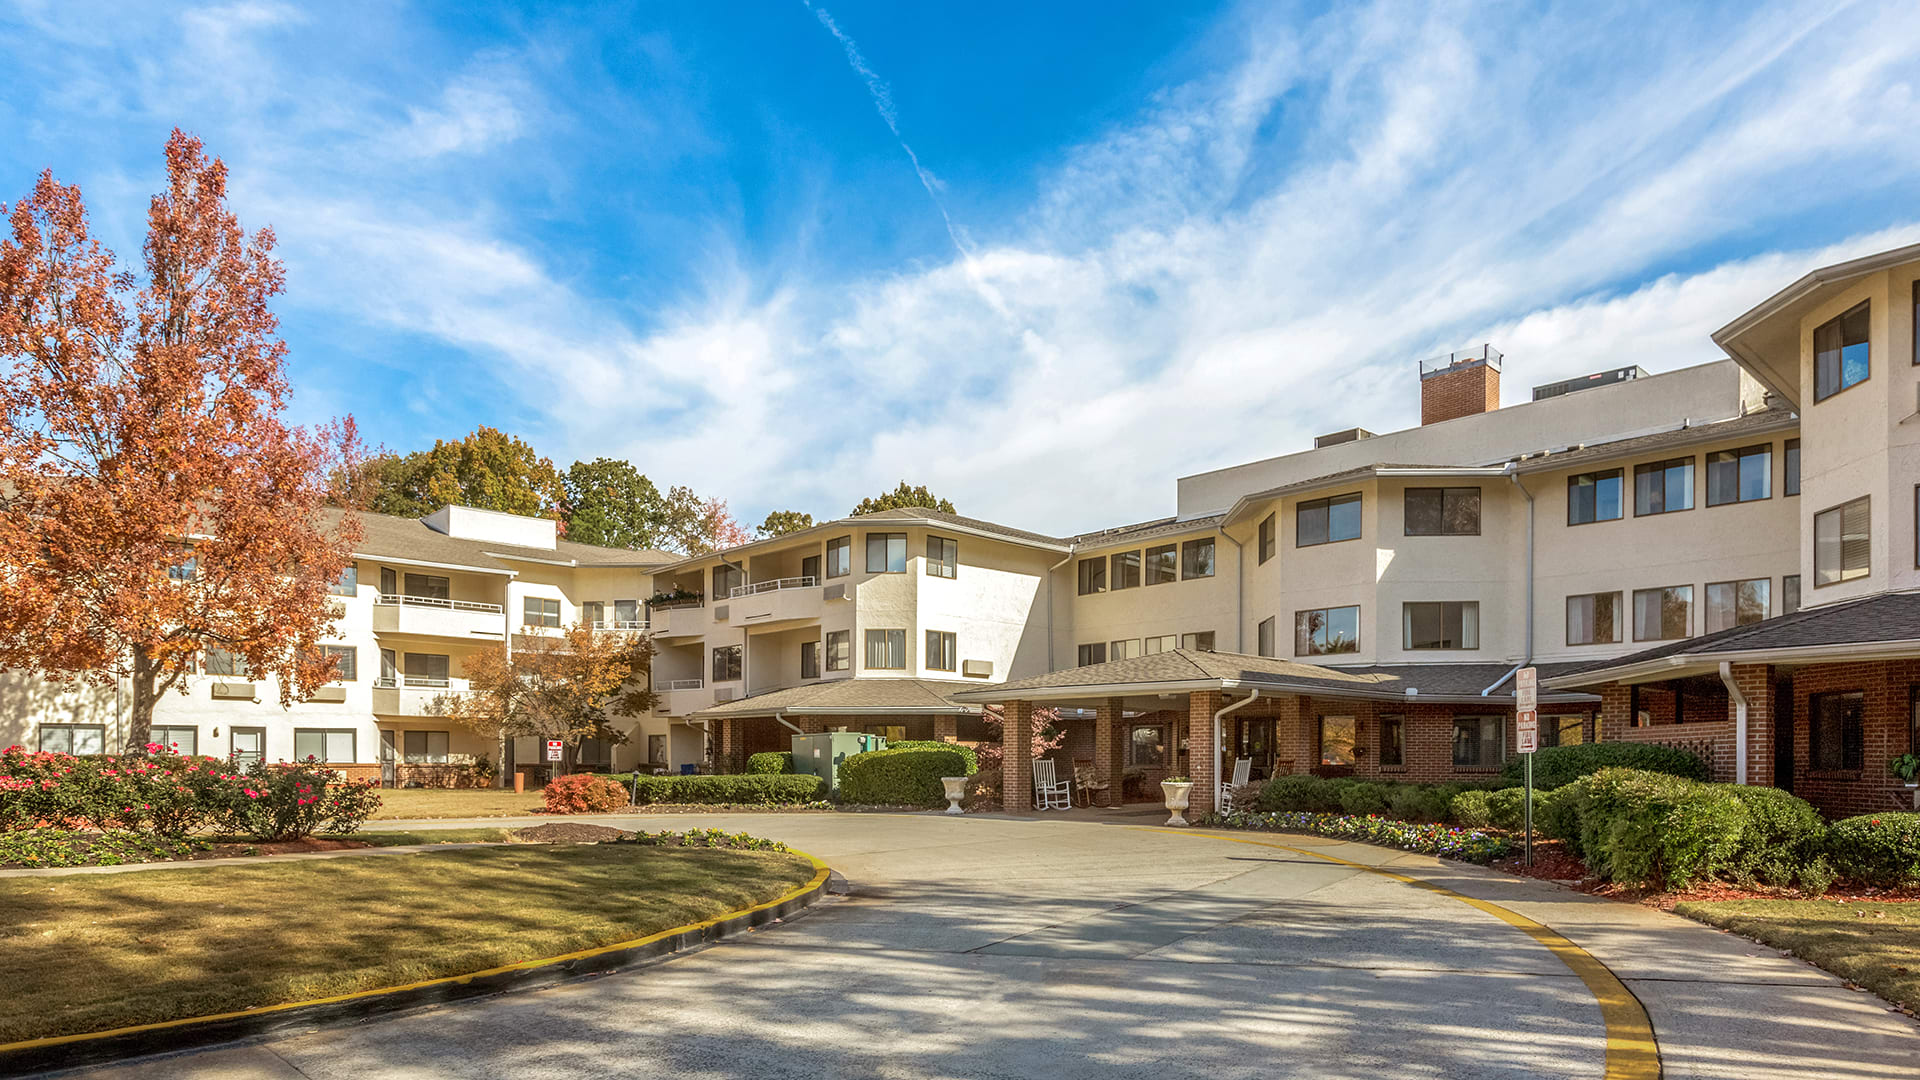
[1674,899,1920,1013]
[0,844,816,1044]
[351,827,514,846]
[368,787,551,820]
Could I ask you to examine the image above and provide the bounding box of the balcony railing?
[373,676,464,690]
[663,678,705,690]
[589,619,650,632]
[729,575,817,599]
[375,594,504,614]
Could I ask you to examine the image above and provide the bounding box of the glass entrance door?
[1236,718,1276,779]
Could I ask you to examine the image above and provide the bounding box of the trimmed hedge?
[1826,813,1920,886]
[885,741,979,775]
[1259,774,1489,824]
[1500,742,1706,790]
[839,746,971,807]
[746,751,794,775]
[620,773,825,806]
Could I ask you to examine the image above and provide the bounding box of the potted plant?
[1890,753,1920,788]
[940,775,968,815]
[1161,775,1194,827]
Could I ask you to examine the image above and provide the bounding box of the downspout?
[1219,527,1246,653]
[773,709,803,735]
[1045,544,1076,671]
[1483,466,1536,696]
[1719,662,1749,785]
[1213,689,1261,812]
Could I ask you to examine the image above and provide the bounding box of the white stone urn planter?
[1161,779,1194,827]
[941,776,968,815]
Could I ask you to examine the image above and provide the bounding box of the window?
[330,565,358,597]
[1144,544,1178,585]
[1402,601,1478,650]
[294,729,356,763]
[39,724,106,755]
[1784,439,1800,497]
[800,640,820,679]
[1076,556,1107,595]
[231,727,265,768]
[614,599,640,627]
[1379,716,1405,767]
[927,536,958,579]
[150,727,198,757]
[1542,716,1587,748]
[711,644,742,683]
[1632,586,1693,641]
[1452,716,1504,768]
[713,564,743,598]
[1110,550,1142,590]
[1128,724,1168,766]
[1809,691,1864,770]
[865,629,907,670]
[1318,716,1356,766]
[204,648,248,678]
[380,566,396,595]
[403,730,450,764]
[575,738,613,767]
[1783,575,1802,615]
[1404,487,1481,536]
[1298,493,1362,546]
[168,555,197,581]
[1814,496,1870,586]
[1813,299,1869,401]
[1257,617,1275,657]
[1258,514,1276,563]
[404,573,449,600]
[1568,470,1624,525]
[647,734,667,764]
[1182,537,1216,579]
[825,536,852,578]
[1077,643,1108,667]
[801,554,821,582]
[1179,631,1215,652]
[1109,639,1140,661]
[582,601,605,627]
[321,645,356,682]
[404,653,449,687]
[1706,444,1772,506]
[926,630,957,671]
[1633,458,1694,516]
[1565,592,1622,646]
[1142,634,1176,655]
[522,597,560,628]
[1295,605,1360,656]
[866,533,907,573]
[826,630,850,672]
[1705,579,1769,633]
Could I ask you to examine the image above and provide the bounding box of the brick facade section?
[1002,700,1034,813]
[1785,660,1920,818]
[1188,690,1221,815]
[1095,698,1125,807]
[1419,360,1499,425]
[1729,663,1775,785]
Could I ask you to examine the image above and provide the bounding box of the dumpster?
[789,732,886,795]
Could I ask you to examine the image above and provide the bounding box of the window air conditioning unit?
[211,682,257,701]
[306,686,348,704]
[714,687,737,703]
[822,584,848,602]
[713,604,730,621]
[961,659,993,678]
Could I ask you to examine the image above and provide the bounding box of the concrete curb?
[0,852,833,1078]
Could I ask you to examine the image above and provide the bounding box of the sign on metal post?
[1515,667,1538,867]
[1515,710,1539,753]
[546,739,563,762]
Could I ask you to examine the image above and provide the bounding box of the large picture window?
[866,533,907,574]
[1295,605,1360,656]
[1706,444,1772,506]
[1632,586,1693,641]
[1402,601,1478,650]
[1110,550,1142,590]
[1076,556,1107,595]
[1813,496,1870,586]
[1403,487,1481,536]
[1452,716,1504,768]
[1568,470,1623,525]
[1809,691,1864,770]
[1633,458,1693,516]
[294,729,356,763]
[39,724,106,756]
[1181,537,1216,579]
[1145,544,1178,585]
[1704,579,1769,633]
[1813,299,1869,401]
[1298,493,1362,547]
[1565,592,1621,645]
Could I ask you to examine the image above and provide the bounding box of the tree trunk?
[126,644,157,752]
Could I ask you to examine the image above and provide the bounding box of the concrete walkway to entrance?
[50,811,1920,1080]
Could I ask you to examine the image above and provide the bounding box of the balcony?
[372,594,506,641]
[371,676,470,717]
[659,678,710,716]
[720,576,831,631]
[650,599,706,639]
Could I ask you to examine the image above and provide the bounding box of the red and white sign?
[1515,666,1538,712]
[1516,710,1539,754]
[546,740,564,762]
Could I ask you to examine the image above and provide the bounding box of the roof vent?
[1531,366,1650,401]
[1313,427,1377,449]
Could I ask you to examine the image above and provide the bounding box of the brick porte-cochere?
[712,712,965,773]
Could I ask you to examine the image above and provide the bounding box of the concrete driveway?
[56,810,1920,1080]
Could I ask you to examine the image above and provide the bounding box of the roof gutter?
[1046,543,1076,671]
[1718,662,1749,786]
[772,709,803,735]
[1212,690,1260,813]
[1545,635,1920,690]
[1484,465,1534,696]
[952,678,1598,706]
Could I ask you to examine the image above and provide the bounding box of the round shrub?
[627,773,825,806]
[1387,783,1440,822]
[885,741,979,775]
[1722,786,1826,885]
[1337,781,1390,816]
[1485,787,1528,832]
[1450,789,1495,829]
[1826,813,1920,886]
[543,774,629,815]
[1575,768,1749,889]
[1534,780,1587,849]
[1502,742,1707,790]
[1256,774,1326,812]
[746,751,794,775]
[219,761,384,840]
[839,746,972,807]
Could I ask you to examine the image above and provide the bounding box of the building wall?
[1066,526,1241,660]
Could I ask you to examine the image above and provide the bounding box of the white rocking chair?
[1032,758,1072,811]
[1219,757,1253,813]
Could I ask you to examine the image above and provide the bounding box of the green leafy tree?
[564,458,667,549]
[756,510,815,538]
[345,452,433,518]
[344,427,565,523]
[851,482,956,517]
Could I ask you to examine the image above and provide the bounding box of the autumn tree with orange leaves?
[0,130,362,751]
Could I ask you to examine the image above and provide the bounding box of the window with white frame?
[148,725,197,754]
[294,728,356,763]
[1109,638,1140,661]
[39,724,106,755]
[1142,634,1175,655]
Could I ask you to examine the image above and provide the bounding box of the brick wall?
[1002,700,1034,813]
[1420,360,1499,425]
[1787,660,1920,818]
[1188,690,1221,815]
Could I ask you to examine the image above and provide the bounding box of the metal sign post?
[1515,668,1538,868]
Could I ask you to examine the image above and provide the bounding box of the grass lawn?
[349,827,514,846]
[0,844,816,1044]
[368,787,551,820]
[1674,899,1920,1013]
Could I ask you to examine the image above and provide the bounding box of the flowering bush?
[1825,812,1920,886]
[544,773,630,814]
[0,744,244,836]
[216,760,383,841]
[1200,809,1514,863]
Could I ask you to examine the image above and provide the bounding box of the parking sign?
[1516,710,1539,754]
[1515,666,1537,712]
[546,739,563,762]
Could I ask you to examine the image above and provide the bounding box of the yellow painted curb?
[1144,828,1662,1080]
[0,848,831,1060]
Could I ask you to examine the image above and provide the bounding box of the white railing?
[592,619,649,632]
[651,597,704,610]
[730,575,817,599]
[375,593,503,614]
[372,676,462,690]
[664,678,705,690]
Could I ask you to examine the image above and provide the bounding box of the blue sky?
[4,0,1919,534]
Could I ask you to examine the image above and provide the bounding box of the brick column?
[1729,663,1774,786]
[1002,700,1034,813]
[1598,683,1633,741]
[1095,697,1125,806]
[934,715,958,742]
[1188,690,1222,815]
[717,718,738,773]
[1274,694,1308,775]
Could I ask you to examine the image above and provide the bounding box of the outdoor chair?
[1219,757,1253,813]
[1073,763,1110,807]
[1032,758,1072,811]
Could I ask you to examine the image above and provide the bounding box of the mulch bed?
[509,823,634,844]
[1491,837,1920,908]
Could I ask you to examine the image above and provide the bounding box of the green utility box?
[790,732,886,795]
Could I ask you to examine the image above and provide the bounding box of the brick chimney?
[1419,346,1502,425]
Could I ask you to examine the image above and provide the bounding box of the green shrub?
[1337,781,1391,815]
[627,773,825,806]
[1723,786,1826,885]
[839,747,973,807]
[1535,780,1587,849]
[1387,783,1440,822]
[1502,742,1707,790]
[1574,768,1748,889]
[745,752,793,775]
[1826,813,1920,886]
[1256,774,1328,812]
[885,741,979,775]
[1485,787,1528,831]
[1450,789,1495,829]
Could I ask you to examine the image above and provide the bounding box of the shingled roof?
[687,678,985,717]
[339,509,678,573]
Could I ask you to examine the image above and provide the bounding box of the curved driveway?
[64,811,1920,1080]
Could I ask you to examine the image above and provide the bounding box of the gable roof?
[687,677,985,717]
[340,509,677,574]
[655,507,1072,573]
